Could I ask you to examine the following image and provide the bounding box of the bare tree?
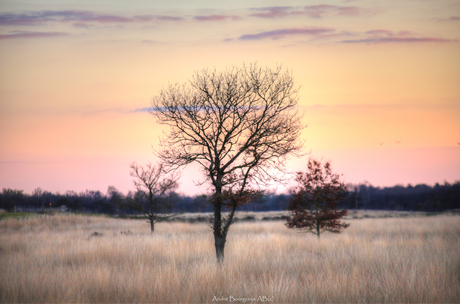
[150,63,305,262]
[32,187,47,212]
[116,162,180,233]
[286,159,349,239]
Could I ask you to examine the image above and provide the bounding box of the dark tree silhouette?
[1,188,25,212]
[150,63,304,263]
[286,159,349,239]
[115,162,180,233]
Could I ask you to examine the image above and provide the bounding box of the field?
[1,213,459,303]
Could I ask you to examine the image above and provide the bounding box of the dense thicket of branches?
[151,63,304,262]
[151,64,304,187]
[286,159,349,238]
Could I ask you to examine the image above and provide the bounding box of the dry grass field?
[1,213,459,303]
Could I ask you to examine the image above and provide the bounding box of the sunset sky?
[1,0,459,196]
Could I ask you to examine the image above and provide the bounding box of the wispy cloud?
[0,10,102,25]
[342,37,452,43]
[0,10,183,26]
[340,29,453,44]
[194,15,242,21]
[131,107,151,113]
[0,6,368,29]
[132,14,184,22]
[0,30,69,39]
[437,16,460,22]
[239,27,334,40]
[250,6,298,19]
[153,15,184,22]
[1,9,452,46]
[72,22,89,28]
[0,12,51,25]
[250,5,368,19]
[304,4,365,17]
[232,26,453,45]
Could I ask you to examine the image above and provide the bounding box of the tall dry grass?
[1,214,459,303]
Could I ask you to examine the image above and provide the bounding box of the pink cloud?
[340,29,453,44]
[397,30,414,36]
[0,16,47,26]
[239,27,334,40]
[366,29,394,36]
[155,15,183,21]
[304,5,344,17]
[0,10,134,25]
[438,16,460,22]
[132,15,154,22]
[250,5,368,19]
[342,37,452,44]
[134,15,183,22]
[194,15,242,21]
[72,22,88,28]
[305,5,367,17]
[0,10,184,26]
[0,11,55,25]
[78,15,133,23]
[334,6,363,16]
[0,30,69,39]
[250,7,297,18]
[366,29,415,37]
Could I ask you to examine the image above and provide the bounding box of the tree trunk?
[150,217,155,233]
[215,235,226,264]
[213,180,225,263]
[316,224,320,240]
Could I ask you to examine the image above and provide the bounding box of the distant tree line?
[339,182,460,212]
[1,181,459,214]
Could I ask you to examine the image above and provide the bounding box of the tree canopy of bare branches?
[115,162,180,233]
[150,63,304,262]
[286,159,350,239]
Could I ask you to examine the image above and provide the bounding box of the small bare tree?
[286,159,349,239]
[150,63,304,262]
[117,162,180,233]
[32,187,45,212]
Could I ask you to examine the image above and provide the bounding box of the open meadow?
[1,213,459,303]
